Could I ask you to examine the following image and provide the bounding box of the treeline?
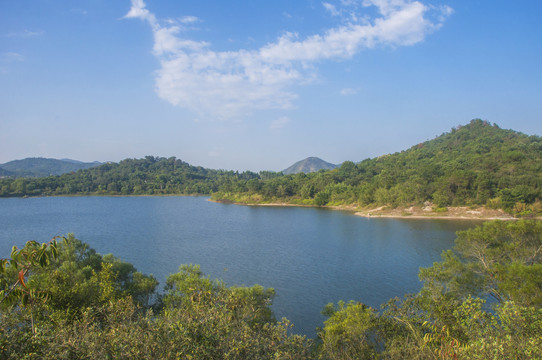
[2,120,541,216]
[0,158,101,178]
[0,235,310,358]
[1,220,541,358]
[213,120,542,216]
[0,156,260,197]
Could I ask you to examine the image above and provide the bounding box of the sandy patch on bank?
[212,198,529,220]
[355,206,517,220]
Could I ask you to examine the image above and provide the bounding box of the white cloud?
[5,30,43,38]
[124,0,156,23]
[340,88,357,95]
[1,52,25,62]
[125,0,452,119]
[179,16,199,24]
[323,2,340,16]
[71,8,88,15]
[270,116,291,129]
[437,5,454,21]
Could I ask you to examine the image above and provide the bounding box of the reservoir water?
[0,196,481,336]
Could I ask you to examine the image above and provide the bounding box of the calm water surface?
[0,196,482,336]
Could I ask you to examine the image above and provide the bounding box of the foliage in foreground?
[1,220,541,359]
[316,220,542,359]
[0,236,310,359]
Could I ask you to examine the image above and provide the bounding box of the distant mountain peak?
[0,158,102,177]
[282,157,338,175]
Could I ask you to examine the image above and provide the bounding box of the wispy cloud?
[323,2,341,16]
[270,116,291,130]
[179,16,199,24]
[1,52,25,62]
[125,0,452,119]
[5,29,43,38]
[340,88,357,95]
[71,8,88,15]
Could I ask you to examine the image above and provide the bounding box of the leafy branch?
[0,236,62,307]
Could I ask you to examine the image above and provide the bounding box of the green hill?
[1,120,541,216]
[213,120,542,215]
[0,157,101,177]
[0,167,15,178]
[282,157,338,175]
[0,156,259,197]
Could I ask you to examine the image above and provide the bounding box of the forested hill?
[0,168,15,178]
[1,120,540,215]
[213,120,542,215]
[282,157,338,175]
[0,157,101,177]
[0,156,261,197]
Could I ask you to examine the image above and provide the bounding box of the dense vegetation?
[0,158,101,178]
[1,120,541,217]
[0,168,14,178]
[213,120,542,216]
[0,156,262,197]
[0,235,310,359]
[1,220,541,359]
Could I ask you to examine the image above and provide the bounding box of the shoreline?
[3,193,209,199]
[210,199,535,221]
[353,212,516,221]
[8,194,539,221]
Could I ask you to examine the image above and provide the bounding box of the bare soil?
[354,205,517,220]
[212,199,527,221]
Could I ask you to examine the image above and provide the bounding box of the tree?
[419,220,542,307]
[0,239,312,359]
[318,301,380,359]
[317,220,542,359]
[0,237,60,333]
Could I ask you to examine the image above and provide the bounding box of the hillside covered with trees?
[1,220,541,358]
[0,158,101,178]
[282,157,338,175]
[213,120,542,216]
[1,120,541,216]
[0,156,261,197]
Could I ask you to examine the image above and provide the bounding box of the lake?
[0,196,482,336]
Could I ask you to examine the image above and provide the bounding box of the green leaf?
[0,259,8,273]
[10,245,19,260]
[21,293,29,307]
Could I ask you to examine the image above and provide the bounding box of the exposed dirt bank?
[210,199,540,221]
[354,205,518,220]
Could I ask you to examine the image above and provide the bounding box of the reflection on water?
[0,196,482,336]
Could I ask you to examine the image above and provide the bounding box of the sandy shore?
[211,199,536,221]
[353,205,520,221]
[354,212,515,221]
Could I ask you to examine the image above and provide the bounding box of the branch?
[0,268,29,306]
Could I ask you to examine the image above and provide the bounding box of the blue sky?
[1,0,541,171]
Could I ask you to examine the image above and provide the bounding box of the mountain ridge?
[282,157,338,175]
[0,157,102,177]
[1,120,541,218]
